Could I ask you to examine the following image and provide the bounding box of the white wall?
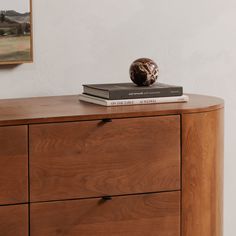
[0,0,235,234]
[2,0,29,13]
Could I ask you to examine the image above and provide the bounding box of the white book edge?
[79,94,189,107]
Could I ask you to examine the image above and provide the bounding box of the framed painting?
[0,0,33,65]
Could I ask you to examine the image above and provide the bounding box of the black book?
[83,82,183,100]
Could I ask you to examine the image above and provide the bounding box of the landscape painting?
[0,0,32,64]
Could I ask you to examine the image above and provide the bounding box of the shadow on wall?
[0,64,19,70]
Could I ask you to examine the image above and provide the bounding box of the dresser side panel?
[182,109,224,236]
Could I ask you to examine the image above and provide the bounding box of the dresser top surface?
[0,94,224,126]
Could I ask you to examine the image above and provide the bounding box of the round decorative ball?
[129,58,159,86]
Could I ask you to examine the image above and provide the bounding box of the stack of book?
[79,82,189,106]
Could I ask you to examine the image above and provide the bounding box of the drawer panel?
[30,116,180,202]
[31,191,180,236]
[0,204,28,236]
[0,126,28,204]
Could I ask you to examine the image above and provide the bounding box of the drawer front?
[0,126,28,205]
[0,204,28,236]
[30,116,180,202]
[31,191,180,236]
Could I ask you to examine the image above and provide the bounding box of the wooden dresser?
[0,94,224,236]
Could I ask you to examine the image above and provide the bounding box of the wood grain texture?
[0,204,28,236]
[0,94,224,126]
[30,116,180,202]
[0,126,28,205]
[182,109,224,236]
[30,191,180,236]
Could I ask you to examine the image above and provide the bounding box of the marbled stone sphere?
[129,58,159,86]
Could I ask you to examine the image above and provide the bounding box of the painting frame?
[0,0,33,65]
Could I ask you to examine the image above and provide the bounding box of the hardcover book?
[83,82,183,100]
[79,94,189,107]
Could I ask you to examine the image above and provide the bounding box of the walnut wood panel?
[182,109,224,236]
[0,204,28,236]
[31,191,180,236]
[0,94,224,126]
[30,116,180,202]
[0,126,28,205]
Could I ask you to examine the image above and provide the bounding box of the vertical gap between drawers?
[180,114,183,236]
[27,125,30,236]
